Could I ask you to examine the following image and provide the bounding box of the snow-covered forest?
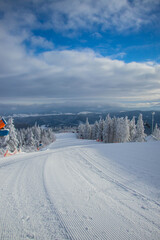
[78,113,160,143]
[1,113,160,156]
[0,118,55,155]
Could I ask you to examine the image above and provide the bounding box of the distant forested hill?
[7,111,160,135]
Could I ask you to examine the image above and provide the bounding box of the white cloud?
[30,36,54,49]
[43,0,160,33]
[0,27,160,108]
[0,0,159,109]
[0,0,159,35]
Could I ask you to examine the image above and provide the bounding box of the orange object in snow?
[0,119,6,129]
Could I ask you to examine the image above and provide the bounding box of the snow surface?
[0,133,160,239]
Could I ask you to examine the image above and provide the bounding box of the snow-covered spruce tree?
[103,114,112,143]
[0,134,8,154]
[17,129,23,148]
[84,118,91,139]
[25,128,36,148]
[109,117,115,143]
[103,116,109,143]
[46,128,56,142]
[115,117,130,143]
[91,121,99,140]
[41,128,55,145]
[115,117,124,143]
[20,128,27,147]
[31,124,41,147]
[6,118,19,152]
[153,124,160,140]
[78,123,85,139]
[97,118,104,141]
[121,116,130,143]
[111,117,117,143]
[129,116,137,142]
[135,114,146,142]
[41,129,50,145]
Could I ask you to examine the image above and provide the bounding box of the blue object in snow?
[0,129,9,137]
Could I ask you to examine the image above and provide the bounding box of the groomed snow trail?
[0,133,160,239]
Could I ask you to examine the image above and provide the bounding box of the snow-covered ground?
[0,133,160,239]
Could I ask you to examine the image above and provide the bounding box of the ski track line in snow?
[80,148,160,208]
[42,156,75,240]
[0,152,76,239]
[66,151,148,239]
[1,133,160,239]
[44,154,98,240]
[64,154,137,240]
[81,148,160,207]
[44,147,153,240]
[45,152,106,239]
[75,148,160,232]
[34,136,160,239]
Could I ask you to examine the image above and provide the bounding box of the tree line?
[77,114,148,143]
[0,118,55,154]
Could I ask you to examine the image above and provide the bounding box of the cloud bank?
[0,26,159,103]
[0,0,160,110]
[0,0,159,34]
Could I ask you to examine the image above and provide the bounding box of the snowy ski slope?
[0,133,160,239]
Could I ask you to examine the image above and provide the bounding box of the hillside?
[0,133,160,239]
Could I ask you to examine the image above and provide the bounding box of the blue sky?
[0,0,160,112]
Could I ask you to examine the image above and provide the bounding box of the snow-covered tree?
[46,128,55,142]
[103,114,113,143]
[0,134,8,153]
[103,115,109,143]
[6,118,19,151]
[129,116,136,142]
[91,121,99,140]
[121,116,130,143]
[41,129,50,145]
[84,118,91,139]
[112,117,117,143]
[97,118,104,141]
[115,117,124,143]
[25,128,35,147]
[31,124,41,147]
[153,124,160,140]
[77,123,85,139]
[17,129,23,148]
[135,114,146,142]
